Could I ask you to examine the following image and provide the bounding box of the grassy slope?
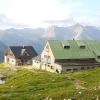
[0,63,100,100]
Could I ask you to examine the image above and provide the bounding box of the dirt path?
[73,78,85,90]
[68,77,86,90]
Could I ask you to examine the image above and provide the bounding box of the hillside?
[0,64,100,100]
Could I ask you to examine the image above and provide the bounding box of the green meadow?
[0,63,100,100]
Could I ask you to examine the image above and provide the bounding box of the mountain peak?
[73,23,84,28]
[70,23,84,40]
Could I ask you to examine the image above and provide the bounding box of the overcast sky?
[0,0,100,29]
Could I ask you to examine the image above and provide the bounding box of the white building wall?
[41,42,55,64]
[4,56,7,64]
[32,42,63,73]
[32,60,41,69]
[41,64,46,70]
[41,63,62,73]
[33,59,62,73]
[9,58,16,66]
[53,63,62,73]
[27,60,32,65]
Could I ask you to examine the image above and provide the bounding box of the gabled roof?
[48,40,100,61]
[9,46,37,59]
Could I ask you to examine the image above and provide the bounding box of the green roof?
[61,41,70,46]
[48,40,100,61]
[76,41,85,47]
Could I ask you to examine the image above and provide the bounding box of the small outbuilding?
[4,46,37,66]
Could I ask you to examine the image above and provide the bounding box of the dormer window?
[80,45,85,49]
[76,41,86,49]
[97,56,100,59]
[62,41,70,49]
[21,49,29,56]
[64,45,70,49]
[24,52,29,56]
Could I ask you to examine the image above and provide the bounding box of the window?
[46,45,49,49]
[56,69,59,73]
[51,66,53,69]
[66,69,72,71]
[64,45,70,49]
[97,56,100,59]
[87,67,90,69]
[81,67,85,70]
[73,68,78,71]
[24,52,29,56]
[7,58,9,62]
[76,41,86,49]
[44,55,51,60]
[92,66,95,69]
[62,41,70,49]
[45,45,49,52]
[80,45,85,49]
[44,55,48,58]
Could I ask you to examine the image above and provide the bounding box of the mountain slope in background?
[42,24,100,40]
[0,41,7,61]
[0,24,100,61]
